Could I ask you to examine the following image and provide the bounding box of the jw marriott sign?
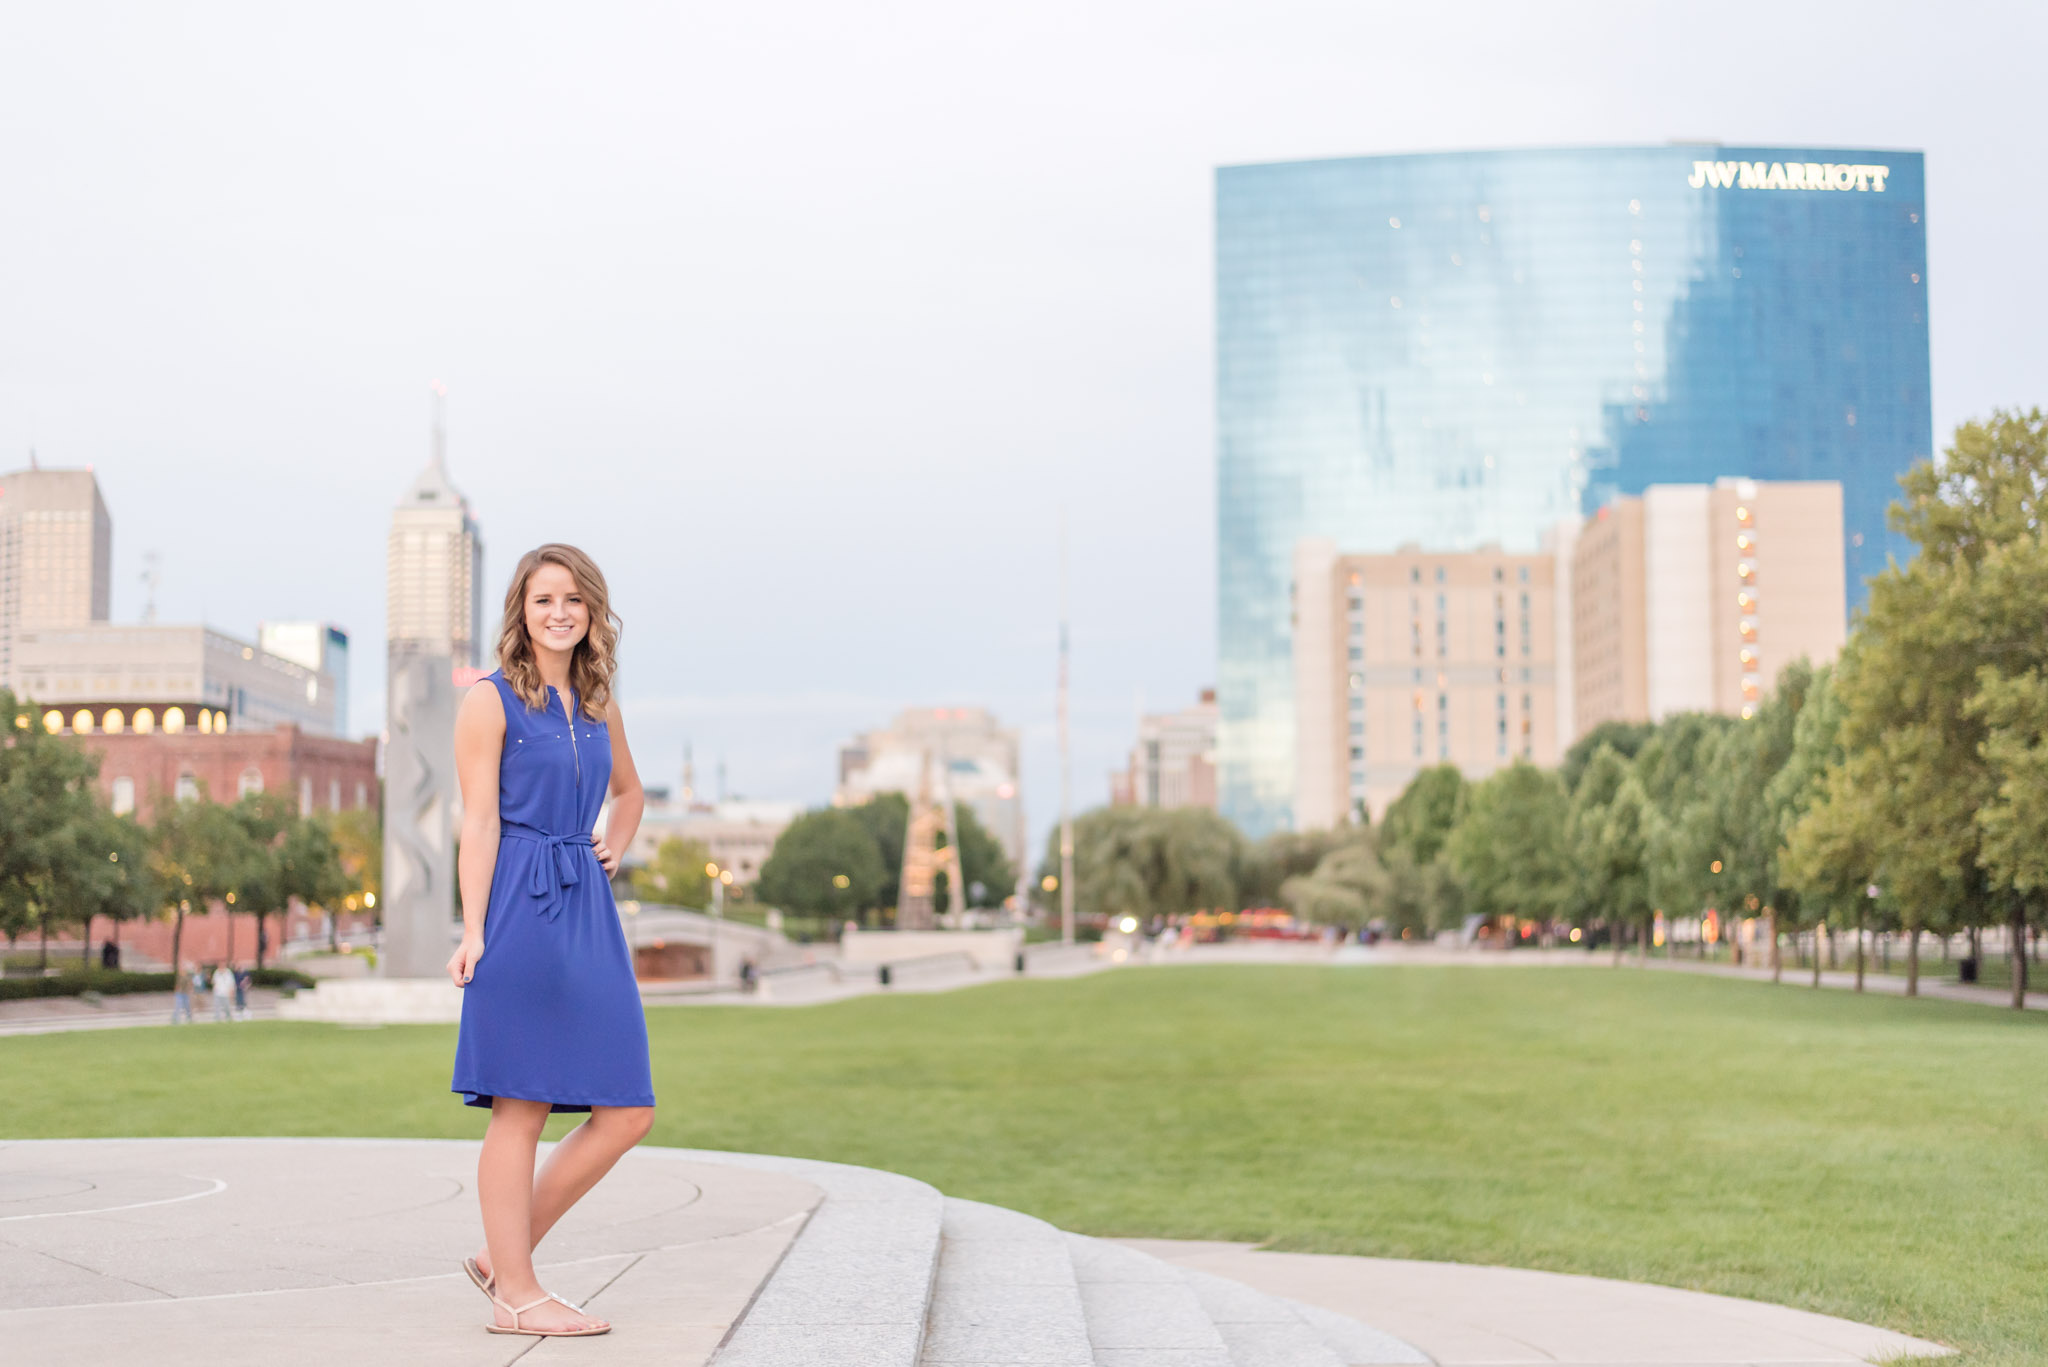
[1687,160,1891,192]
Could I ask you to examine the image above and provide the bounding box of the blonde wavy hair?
[496,543,620,722]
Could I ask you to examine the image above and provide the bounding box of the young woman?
[446,543,655,1338]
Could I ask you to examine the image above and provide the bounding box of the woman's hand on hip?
[591,836,619,877]
[447,933,484,987]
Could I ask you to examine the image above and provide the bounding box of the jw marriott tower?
[387,396,485,669]
[1215,145,1932,834]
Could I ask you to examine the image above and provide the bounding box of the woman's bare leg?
[475,1105,655,1296]
[477,1098,607,1332]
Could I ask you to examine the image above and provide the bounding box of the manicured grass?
[6,965,2044,1363]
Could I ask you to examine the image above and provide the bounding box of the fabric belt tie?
[501,822,593,922]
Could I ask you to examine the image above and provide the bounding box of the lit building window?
[164,707,186,734]
[102,708,125,734]
[134,708,155,735]
[111,777,135,816]
[72,709,93,734]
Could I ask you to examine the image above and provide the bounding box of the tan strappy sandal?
[461,1256,494,1301]
[486,1288,611,1337]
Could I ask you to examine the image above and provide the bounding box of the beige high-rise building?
[1572,479,1845,732]
[1111,690,1219,811]
[387,416,485,668]
[1293,540,1561,826]
[0,467,112,692]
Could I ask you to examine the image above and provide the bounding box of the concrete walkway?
[1121,1240,1952,1366]
[0,1138,819,1366]
[0,1139,1952,1367]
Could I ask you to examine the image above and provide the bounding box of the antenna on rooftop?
[430,381,448,471]
[1058,507,1075,947]
[140,551,162,625]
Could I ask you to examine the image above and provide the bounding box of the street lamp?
[706,862,724,985]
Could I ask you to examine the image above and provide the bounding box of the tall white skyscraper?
[386,391,485,668]
[0,466,113,693]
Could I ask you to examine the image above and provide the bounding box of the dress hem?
[452,1084,656,1113]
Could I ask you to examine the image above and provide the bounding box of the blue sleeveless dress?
[450,671,654,1113]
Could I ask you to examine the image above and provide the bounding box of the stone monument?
[380,650,458,978]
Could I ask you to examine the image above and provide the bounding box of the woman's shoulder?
[458,673,511,729]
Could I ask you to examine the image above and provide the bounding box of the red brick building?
[77,724,379,822]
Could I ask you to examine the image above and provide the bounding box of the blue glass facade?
[1217,146,1930,834]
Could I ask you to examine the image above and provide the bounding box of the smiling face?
[523,561,590,658]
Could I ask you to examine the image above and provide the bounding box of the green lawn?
[6,965,2044,1363]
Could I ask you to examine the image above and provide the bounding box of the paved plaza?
[0,1137,1948,1366]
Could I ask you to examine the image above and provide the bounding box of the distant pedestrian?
[100,940,120,971]
[233,965,250,1020]
[211,962,235,1023]
[172,960,196,1024]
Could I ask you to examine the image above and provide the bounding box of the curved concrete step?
[679,1150,945,1367]
[1062,1233,1427,1367]
[920,1197,1092,1366]
[1281,1297,1431,1366]
[1064,1232,1233,1366]
[1178,1265,1350,1367]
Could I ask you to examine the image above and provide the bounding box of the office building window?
[111,776,135,816]
[238,766,265,799]
[175,772,199,803]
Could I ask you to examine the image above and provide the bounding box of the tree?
[1039,807,1245,924]
[1565,745,1638,953]
[326,807,381,950]
[1379,765,1465,866]
[275,812,348,967]
[1680,663,1816,969]
[51,809,161,966]
[0,692,100,965]
[228,793,295,968]
[151,792,260,975]
[1560,720,1656,793]
[1974,668,2048,905]
[850,793,910,909]
[631,835,714,907]
[1444,762,1571,935]
[1278,831,1390,931]
[1763,665,1845,982]
[1237,827,1349,909]
[756,808,889,922]
[1629,711,1736,948]
[1814,410,2048,1006]
[934,800,1016,909]
[1377,842,1464,938]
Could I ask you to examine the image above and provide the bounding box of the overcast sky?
[2,2,2040,853]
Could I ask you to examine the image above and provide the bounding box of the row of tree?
[1038,410,2048,1007]
[0,690,376,971]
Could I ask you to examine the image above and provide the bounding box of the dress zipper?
[562,688,581,790]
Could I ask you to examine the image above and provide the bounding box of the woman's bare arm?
[447,682,506,985]
[594,695,643,877]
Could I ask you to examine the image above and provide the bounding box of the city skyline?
[1,4,2039,850]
